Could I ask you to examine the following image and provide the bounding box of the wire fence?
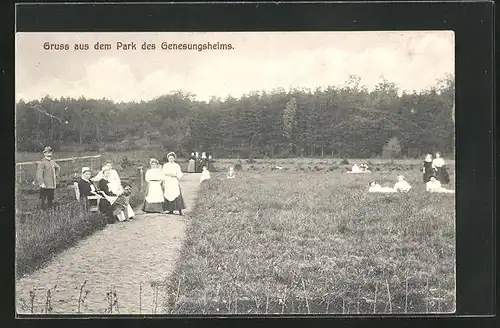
[15,155,103,187]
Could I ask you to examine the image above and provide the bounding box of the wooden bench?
[73,182,100,212]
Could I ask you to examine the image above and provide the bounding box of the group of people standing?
[187,151,213,173]
[142,152,186,215]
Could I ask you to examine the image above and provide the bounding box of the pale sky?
[15,31,454,103]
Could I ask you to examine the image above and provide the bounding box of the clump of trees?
[15,74,455,159]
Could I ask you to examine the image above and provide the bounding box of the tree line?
[15,74,455,159]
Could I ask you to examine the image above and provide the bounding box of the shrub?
[84,143,99,152]
[382,137,402,159]
[340,159,350,165]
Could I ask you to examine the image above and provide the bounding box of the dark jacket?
[98,178,116,196]
[78,178,95,198]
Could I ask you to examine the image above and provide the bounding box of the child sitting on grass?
[200,166,211,183]
[393,175,412,193]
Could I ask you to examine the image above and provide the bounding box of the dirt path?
[16,173,201,315]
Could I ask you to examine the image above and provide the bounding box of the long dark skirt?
[422,162,435,183]
[99,199,115,222]
[143,201,164,213]
[163,189,186,212]
[436,166,450,184]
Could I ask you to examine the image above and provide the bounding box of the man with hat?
[36,146,60,210]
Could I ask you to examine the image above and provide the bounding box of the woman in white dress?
[162,152,186,215]
[426,176,455,193]
[393,175,412,193]
[143,158,164,213]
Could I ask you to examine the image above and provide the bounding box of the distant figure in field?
[143,158,164,213]
[194,152,200,173]
[36,146,60,210]
[187,152,196,173]
[227,166,236,179]
[207,154,214,171]
[393,175,412,193]
[432,152,450,184]
[368,181,396,193]
[200,152,207,172]
[426,176,455,193]
[421,153,435,183]
[347,164,361,173]
[200,166,211,184]
[347,163,370,173]
[360,163,371,173]
[162,152,186,215]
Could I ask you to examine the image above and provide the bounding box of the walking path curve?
[16,173,201,315]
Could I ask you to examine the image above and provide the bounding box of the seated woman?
[97,169,134,222]
[143,158,164,213]
[200,166,211,184]
[368,181,396,193]
[96,167,116,222]
[227,166,236,179]
[426,176,455,193]
[78,167,100,210]
[393,175,412,193]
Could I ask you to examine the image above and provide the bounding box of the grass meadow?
[164,160,456,314]
[15,151,456,314]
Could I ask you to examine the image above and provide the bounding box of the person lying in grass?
[368,181,396,193]
[393,175,412,193]
[426,176,455,193]
[347,163,371,173]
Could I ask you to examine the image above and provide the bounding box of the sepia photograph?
[15,31,456,315]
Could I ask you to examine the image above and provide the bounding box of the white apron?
[163,162,183,202]
[145,168,164,203]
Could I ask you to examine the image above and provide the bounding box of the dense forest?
[15,74,455,159]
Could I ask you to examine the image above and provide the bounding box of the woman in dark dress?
[421,153,435,183]
[194,152,200,173]
[432,152,450,184]
[77,167,97,210]
[97,169,116,222]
